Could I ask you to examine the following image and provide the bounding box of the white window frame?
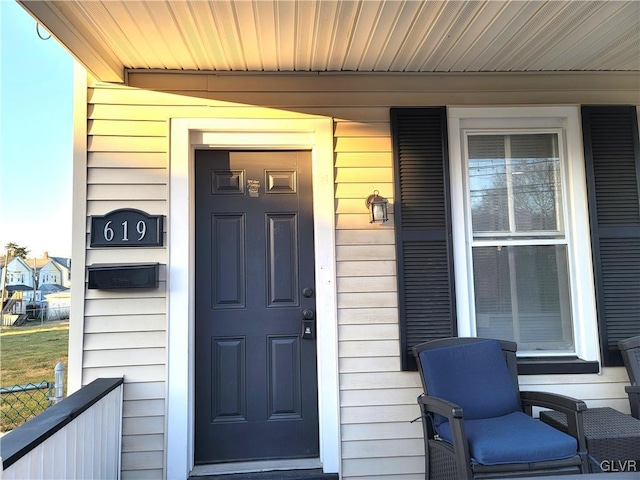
[448,106,600,362]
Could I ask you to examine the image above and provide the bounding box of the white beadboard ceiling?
[19,0,640,83]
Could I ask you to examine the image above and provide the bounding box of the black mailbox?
[88,263,160,290]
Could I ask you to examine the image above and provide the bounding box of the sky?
[0,0,74,258]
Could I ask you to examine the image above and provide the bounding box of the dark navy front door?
[194,150,319,464]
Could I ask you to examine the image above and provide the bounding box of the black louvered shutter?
[391,108,456,371]
[582,106,640,367]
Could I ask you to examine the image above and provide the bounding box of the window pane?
[468,134,562,235]
[468,135,508,232]
[511,134,561,232]
[473,245,574,351]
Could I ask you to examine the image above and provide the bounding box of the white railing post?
[54,362,65,404]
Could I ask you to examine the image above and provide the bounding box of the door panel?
[195,150,318,464]
[268,336,301,418]
[211,337,246,422]
[211,215,245,308]
[267,214,299,305]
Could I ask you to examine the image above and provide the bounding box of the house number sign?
[90,209,164,247]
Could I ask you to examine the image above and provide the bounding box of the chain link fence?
[1,382,52,431]
[0,363,65,432]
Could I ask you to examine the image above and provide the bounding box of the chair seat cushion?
[437,411,578,465]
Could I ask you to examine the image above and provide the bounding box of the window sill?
[517,357,599,375]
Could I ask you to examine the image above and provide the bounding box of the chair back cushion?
[419,339,521,424]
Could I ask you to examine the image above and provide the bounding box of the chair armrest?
[520,391,587,413]
[417,394,464,420]
[625,385,640,419]
[417,394,473,479]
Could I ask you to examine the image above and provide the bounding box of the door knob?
[302,308,315,319]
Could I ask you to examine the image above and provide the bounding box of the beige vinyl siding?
[333,117,419,477]
[519,368,633,412]
[82,71,638,479]
[87,201,166,216]
[85,82,169,477]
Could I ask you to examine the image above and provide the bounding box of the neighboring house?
[18,1,640,479]
[1,253,70,308]
[39,255,71,289]
[2,257,33,288]
[1,257,36,304]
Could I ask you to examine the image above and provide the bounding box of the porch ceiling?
[18,0,640,84]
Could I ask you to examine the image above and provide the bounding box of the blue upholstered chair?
[413,338,588,479]
[619,335,640,419]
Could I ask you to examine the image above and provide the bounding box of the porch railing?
[0,377,124,479]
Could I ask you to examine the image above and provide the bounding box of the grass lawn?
[0,321,69,431]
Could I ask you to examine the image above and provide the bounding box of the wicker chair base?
[427,439,458,480]
[425,438,583,480]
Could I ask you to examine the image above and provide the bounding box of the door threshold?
[188,470,336,480]
[190,458,324,477]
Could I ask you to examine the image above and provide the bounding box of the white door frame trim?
[166,117,340,479]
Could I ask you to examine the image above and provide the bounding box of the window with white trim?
[449,107,599,360]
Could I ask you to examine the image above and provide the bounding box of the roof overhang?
[18,1,640,85]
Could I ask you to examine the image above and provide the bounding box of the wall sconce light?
[365,190,388,223]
